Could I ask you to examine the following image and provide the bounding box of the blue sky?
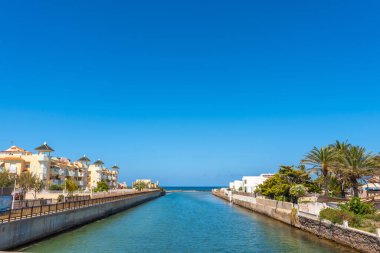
[0,1,379,186]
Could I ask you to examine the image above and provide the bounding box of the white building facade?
[242,174,274,193]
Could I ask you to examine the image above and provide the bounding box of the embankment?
[213,190,380,253]
[0,190,163,250]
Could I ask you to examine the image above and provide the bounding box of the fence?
[65,195,90,202]
[0,190,160,223]
[13,199,53,209]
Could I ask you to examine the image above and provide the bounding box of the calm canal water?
[22,191,355,253]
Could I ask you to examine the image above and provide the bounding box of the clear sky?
[0,1,379,186]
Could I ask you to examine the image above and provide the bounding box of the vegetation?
[57,194,65,203]
[133,180,147,191]
[339,197,376,215]
[49,184,63,191]
[0,170,16,188]
[302,146,338,196]
[64,179,78,196]
[94,181,109,192]
[255,165,319,202]
[339,146,377,197]
[252,141,380,202]
[301,140,380,198]
[18,172,38,200]
[31,177,45,199]
[319,198,378,232]
[289,184,307,203]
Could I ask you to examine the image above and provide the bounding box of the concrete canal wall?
[213,190,380,253]
[0,191,162,250]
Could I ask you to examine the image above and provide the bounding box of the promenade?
[0,190,163,250]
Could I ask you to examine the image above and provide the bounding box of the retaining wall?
[0,191,162,250]
[213,190,380,253]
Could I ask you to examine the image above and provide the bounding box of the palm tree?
[330,140,352,198]
[302,146,338,196]
[340,145,377,197]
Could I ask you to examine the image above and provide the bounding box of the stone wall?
[0,191,162,250]
[213,190,293,225]
[213,190,380,253]
[296,215,380,253]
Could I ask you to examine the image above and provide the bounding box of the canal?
[22,191,355,252]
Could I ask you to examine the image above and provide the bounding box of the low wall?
[0,191,162,250]
[213,190,293,225]
[212,190,380,253]
[297,215,380,253]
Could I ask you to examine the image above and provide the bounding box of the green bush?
[57,194,64,203]
[50,184,62,191]
[94,181,109,192]
[319,208,363,227]
[339,197,376,215]
[363,213,380,221]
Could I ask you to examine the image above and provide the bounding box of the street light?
[11,176,16,210]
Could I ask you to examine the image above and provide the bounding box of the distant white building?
[229,180,243,191]
[242,174,274,193]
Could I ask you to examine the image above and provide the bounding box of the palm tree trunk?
[323,170,329,196]
[340,182,346,199]
[351,177,359,197]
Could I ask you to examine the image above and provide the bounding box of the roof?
[111,164,119,169]
[35,142,54,152]
[0,157,25,162]
[93,159,104,165]
[77,155,91,162]
[2,145,31,154]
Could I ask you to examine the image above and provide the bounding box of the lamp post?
[11,177,16,210]
[63,178,67,202]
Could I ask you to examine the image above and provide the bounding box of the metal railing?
[0,190,160,223]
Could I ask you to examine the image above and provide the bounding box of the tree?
[330,140,352,198]
[255,165,317,201]
[31,177,45,199]
[94,181,109,192]
[302,146,338,196]
[0,170,15,188]
[133,181,146,191]
[18,172,37,200]
[340,145,378,197]
[64,179,78,196]
[289,184,307,203]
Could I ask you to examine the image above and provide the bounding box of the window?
[9,163,17,173]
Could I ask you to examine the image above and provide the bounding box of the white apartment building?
[242,174,274,193]
[87,159,119,189]
[229,180,243,191]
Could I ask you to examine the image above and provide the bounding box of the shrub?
[290,184,307,203]
[339,197,376,215]
[57,194,64,203]
[64,179,79,196]
[50,184,62,191]
[94,181,109,192]
[319,208,363,227]
[363,213,380,222]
